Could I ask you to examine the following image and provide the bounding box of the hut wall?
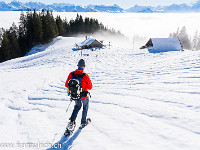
[89,41,102,48]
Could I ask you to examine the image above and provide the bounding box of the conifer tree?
[32,9,43,45]
[76,14,84,33]
[1,32,13,60]
[192,31,200,50]
[42,10,58,43]
[0,47,3,62]
[18,11,28,55]
[41,10,51,43]
[69,19,75,33]
[196,39,200,50]
[49,11,59,38]
[89,18,95,33]
[63,18,70,35]
[26,9,34,48]
[193,31,198,50]
[179,26,191,50]
[0,28,4,62]
[10,23,19,37]
[84,17,90,33]
[8,26,21,57]
[56,16,64,36]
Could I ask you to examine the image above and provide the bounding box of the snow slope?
[0,36,200,150]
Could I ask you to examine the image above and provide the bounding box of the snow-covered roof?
[76,36,103,48]
[81,37,96,46]
[146,38,182,52]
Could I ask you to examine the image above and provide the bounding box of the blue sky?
[2,0,197,9]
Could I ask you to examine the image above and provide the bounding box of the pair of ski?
[64,118,91,137]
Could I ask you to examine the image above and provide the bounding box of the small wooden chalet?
[141,38,183,53]
[76,37,103,49]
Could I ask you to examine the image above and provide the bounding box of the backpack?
[68,72,85,100]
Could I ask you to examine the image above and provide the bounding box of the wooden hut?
[77,37,103,49]
[141,38,183,53]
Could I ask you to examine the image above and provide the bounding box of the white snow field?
[0,36,200,150]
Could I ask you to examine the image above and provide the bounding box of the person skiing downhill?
[65,59,92,133]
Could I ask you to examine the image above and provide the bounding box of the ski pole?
[66,100,72,113]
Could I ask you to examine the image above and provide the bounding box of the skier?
[65,59,92,134]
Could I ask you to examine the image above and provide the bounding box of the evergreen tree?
[0,47,3,62]
[93,19,100,32]
[69,19,75,33]
[178,26,191,50]
[169,28,179,38]
[77,15,84,33]
[32,9,43,45]
[169,27,192,50]
[41,10,51,43]
[18,11,28,55]
[1,32,13,60]
[42,10,58,43]
[10,23,19,37]
[1,29,21,61]
[192,30,200,50]
[0,28,4,62]
[196,39,200,50]
[84,17,90,33]
[63,18,70,35]
[99,23,105,31]
[26,10,34,48]
[193,31,200,50]
[89,18,96,33]
[0,28,3,45]
[8,29,21,57]
[56,15,64,36]
[192,31,198,50]
[49,11,59,38]
[74,14,80,33]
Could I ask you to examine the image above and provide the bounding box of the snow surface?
[0,36,200,150]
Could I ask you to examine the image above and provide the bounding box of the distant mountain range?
[0,1,200,12]
[0,1,124,12]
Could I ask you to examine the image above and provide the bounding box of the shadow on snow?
[48,129,82,150]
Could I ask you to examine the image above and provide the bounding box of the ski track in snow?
[0,36,200,150]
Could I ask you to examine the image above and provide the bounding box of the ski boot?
[64,120,76,137]
[79,118,91,129]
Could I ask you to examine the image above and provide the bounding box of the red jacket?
[65,69,92,92]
